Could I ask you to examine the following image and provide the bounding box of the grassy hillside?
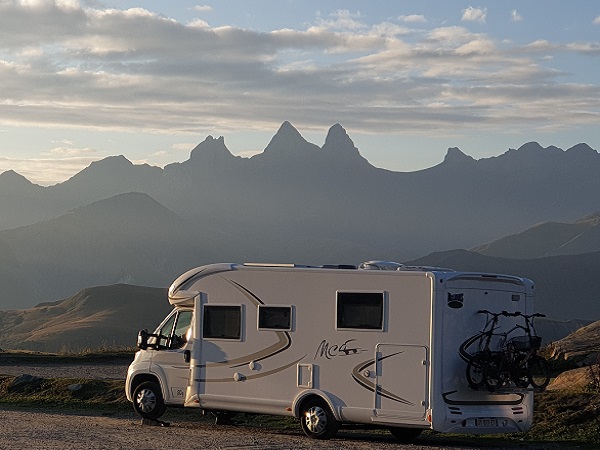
[0,284,171,352]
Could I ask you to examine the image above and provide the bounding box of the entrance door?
[375,344,428,420]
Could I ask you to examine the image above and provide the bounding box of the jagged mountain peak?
[262,121,319,157]
[322,123,369,164]
[442,147,476,165]
[189,135,233,161]
[277,121,303,139]
[323,123,353,150]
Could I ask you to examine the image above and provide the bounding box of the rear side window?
[203,305,242,339]
[337,292,384,330]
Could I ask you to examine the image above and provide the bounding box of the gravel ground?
[0,359,588,449]
[0,406,585,450]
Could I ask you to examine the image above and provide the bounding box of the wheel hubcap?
[136,388,157,413]
[305,406,327,434]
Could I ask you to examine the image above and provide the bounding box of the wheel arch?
[128,373,163,400]
[292,390,341,422]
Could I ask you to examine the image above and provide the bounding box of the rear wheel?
[299,398,339,440]
[389,427,422,441]
[528,355,550,390]
[133,381,166,420]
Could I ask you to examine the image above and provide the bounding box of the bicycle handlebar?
[477,309,521,317]
[477,309,544,319]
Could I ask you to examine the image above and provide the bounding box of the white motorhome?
[126,261,537,441]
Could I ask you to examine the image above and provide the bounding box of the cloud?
[594,16,600,25]
[192,5,213,12]
[511,10,523,22]
[0,0,596,154]
[314,9,367,31]
[461,6,487,23]
[398,14,427,24]
[45,146,97,156]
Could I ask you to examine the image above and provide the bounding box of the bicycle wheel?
[511,352,530,388]
[528,355,550,390]
[466,353,487,390]
[484,352,505,392]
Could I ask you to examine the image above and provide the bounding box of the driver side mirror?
[137,329,149,350]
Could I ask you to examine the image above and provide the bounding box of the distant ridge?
[472,211,600,258]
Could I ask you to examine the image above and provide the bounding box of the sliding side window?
[203,305,242,340]
[336,292,385,330]
[258,305,293,331]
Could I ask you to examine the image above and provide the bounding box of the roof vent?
[359,260,404,271]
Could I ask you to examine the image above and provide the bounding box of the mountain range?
[2,121,600,320]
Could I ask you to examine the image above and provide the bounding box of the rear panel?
[432,273,535,433]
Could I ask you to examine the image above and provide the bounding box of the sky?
[0,0,599,185]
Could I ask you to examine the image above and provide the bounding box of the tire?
[389,427,422,441]
[484,353,504,392]
[466,353,487,390]
[511,353,530,388]
[212,410,238,425]
[528,355,550,390]
[299,398,339,440]
[133,381,166,420]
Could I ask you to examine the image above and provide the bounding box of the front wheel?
[133,381,166,420]
[299,398,339,440]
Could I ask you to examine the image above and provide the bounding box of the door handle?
[183,350,191,363]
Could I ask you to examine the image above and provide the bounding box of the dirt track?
[0,406,583,450]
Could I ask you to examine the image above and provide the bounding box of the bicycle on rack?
[462,309,506,390]
[464,310,550,392]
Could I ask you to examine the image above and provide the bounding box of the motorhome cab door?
[375,344,428,421]
[149,309,193,404]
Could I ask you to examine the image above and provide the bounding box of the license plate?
[475,418,498,427]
